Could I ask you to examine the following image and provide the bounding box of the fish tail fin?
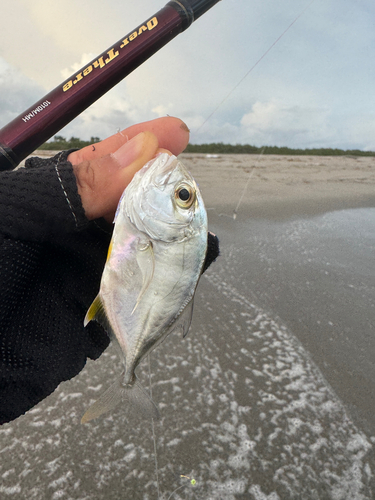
[130,376,160,420]
[81,374,159,424]
[81,375,122,424]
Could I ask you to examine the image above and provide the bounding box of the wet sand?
[180,153,375,433]
[1,152,374,499]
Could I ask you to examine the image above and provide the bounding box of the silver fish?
[81,153,208,423]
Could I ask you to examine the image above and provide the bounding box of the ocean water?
[0,208,374,499]
[215,207,375,436]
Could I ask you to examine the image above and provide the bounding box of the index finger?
[69,116,189,166]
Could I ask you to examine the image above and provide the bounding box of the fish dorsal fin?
[180,299,194,338]
[84,295,114,338]
[132,239,155,314]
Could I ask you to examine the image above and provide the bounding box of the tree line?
[184,143,375,156]
[39,136,101,150]
[39,136,375,157]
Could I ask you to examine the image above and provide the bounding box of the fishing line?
[215,145,266,219]
[148,354,161,500]
[194,0,316,135]
[167,484,187,500]
[167,475,197,500]
[232,145,266,219]
[233,167,255,220]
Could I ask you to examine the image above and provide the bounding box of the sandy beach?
[178,153,375,219]
[1,151,374,499]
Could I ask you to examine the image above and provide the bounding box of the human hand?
[68,116,190,222]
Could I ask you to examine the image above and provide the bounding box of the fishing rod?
[0,0,221,171]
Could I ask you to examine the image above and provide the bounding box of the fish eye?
[175,183,195,208]
[179,188,190,201]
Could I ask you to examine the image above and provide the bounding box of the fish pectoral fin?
[81,374,159,424]
[172,299,195,339]
[84,295,114,338]
[132,239,155,314]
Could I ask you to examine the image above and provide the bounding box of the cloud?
[56,80,169,141]
[239,100,332,147]
[0,58,43,127]
[1,1,374,151]
[60,53,97,81]
[185,99,334,148]
[336,114,375,152]
[151,104,171,118]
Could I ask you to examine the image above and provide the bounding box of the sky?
[0,0,374,150]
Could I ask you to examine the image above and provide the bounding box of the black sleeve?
[0,151,112,425]
[0,151,88,241]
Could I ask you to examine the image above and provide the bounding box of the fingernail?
[112,132,146,168]
[180,121,190,133]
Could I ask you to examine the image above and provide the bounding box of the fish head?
[121,153,207,242]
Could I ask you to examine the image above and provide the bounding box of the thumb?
[73,131,159,221]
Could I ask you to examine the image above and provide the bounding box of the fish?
[81,153,208,423]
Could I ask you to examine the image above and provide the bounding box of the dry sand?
[179,153,375,218]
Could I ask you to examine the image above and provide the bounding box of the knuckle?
[74,161,96,193]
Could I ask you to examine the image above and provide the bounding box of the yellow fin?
[84,295,115,338]
[106,238,114,263]
[84,295,103,327]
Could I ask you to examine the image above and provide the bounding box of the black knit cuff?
[0,150,89,241]
[25,150,88,232]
